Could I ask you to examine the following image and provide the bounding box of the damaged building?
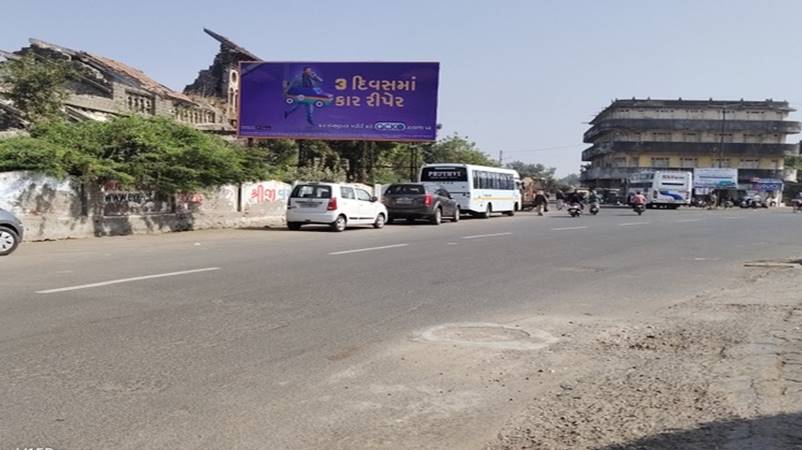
[0,37,232,134]
[184,28,262,130]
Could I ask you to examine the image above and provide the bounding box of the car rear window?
[385,184,426,195]
[291,185,332,199]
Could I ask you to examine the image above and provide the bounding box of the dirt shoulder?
[293,264,801,449]
[488,266,802,450]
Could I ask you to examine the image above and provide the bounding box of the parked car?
[382,183,460,225]
[0,208,23,256]
[286,182,387,232]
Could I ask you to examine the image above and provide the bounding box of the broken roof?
[27,38,196,105]
[203,28,261,61]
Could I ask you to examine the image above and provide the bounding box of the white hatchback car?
[287,182,388,232]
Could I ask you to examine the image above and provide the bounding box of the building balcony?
[581,166,788,182]
[583,119,801,143]
[580,167,647,181]
[582,141,799,161]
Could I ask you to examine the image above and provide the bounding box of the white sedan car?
[287,182,388,232]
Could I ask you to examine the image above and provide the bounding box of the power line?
[498,144,586,154]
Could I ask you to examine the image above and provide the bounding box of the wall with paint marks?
[0,171,291,241]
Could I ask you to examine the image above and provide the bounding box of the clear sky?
[4,0,802,175]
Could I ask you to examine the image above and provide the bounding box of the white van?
[287,182,388,232]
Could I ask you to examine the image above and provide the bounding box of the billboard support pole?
[297,140,305,169]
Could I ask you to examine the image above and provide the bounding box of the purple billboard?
[238,62,439,141]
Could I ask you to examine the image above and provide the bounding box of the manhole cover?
[419,323,558,350]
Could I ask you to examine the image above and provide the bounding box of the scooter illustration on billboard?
[282,67,334,126]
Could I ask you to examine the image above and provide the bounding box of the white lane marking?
[36,267,221,294]
[329,243,409,255]
[676,218,703,223]
[619,222,650,226]
[722,216,745,220]
[551,226,588,231]
[461,232,513,240]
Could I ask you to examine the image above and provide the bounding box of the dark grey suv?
[0,208,23,256]
[383,183,460,225]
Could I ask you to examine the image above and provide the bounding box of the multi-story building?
[581,98,801,193]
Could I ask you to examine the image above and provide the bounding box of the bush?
[0,116,268,193]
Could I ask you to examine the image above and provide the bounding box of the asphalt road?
[1,207,801,449]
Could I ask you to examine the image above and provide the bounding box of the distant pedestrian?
[555,190,565,210]
[708,192,718,210]
[534,190,548,216]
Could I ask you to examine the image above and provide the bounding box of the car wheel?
[431,207,442,225]
[287,222,302,231]
[505,205,516,216]
[0,227,19,256]
[331,215,347,232]
[452,206,460,222]
[481,204,492,219]
[373,213,386,229]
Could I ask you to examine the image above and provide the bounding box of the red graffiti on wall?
[177,192,204,205]
[250,184,277,204]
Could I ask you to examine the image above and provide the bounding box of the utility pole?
[719,108,727,168]
[409,144,418,181]
[499,150,504,166]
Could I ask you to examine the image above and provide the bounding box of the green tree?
[556,173,581,189]
[0,53,73,124]
[422,134,498,166]
[0,116,268,193]
[505,160,556,179]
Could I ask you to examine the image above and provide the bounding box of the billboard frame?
[235,61,440,143]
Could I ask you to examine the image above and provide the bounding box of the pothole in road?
[419,323,558,350]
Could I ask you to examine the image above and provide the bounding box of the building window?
[652,132,672,142]
[651,157,670,168]
[739,159,759,169]
[680,158,698,168]
[126,92,154,115]
[713,159,731,168]
[717,133,734,143]
[770,159,780,170]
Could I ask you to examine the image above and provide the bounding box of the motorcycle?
[567,203,582,217]
[589,202,600,215]
[632,203,646,216]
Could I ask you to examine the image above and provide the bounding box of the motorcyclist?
[631,191,647,207]
[587,189,600,205]
[565,188,585,210]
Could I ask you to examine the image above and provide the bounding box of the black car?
[383,183,460,225]
[0,208,24,256]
